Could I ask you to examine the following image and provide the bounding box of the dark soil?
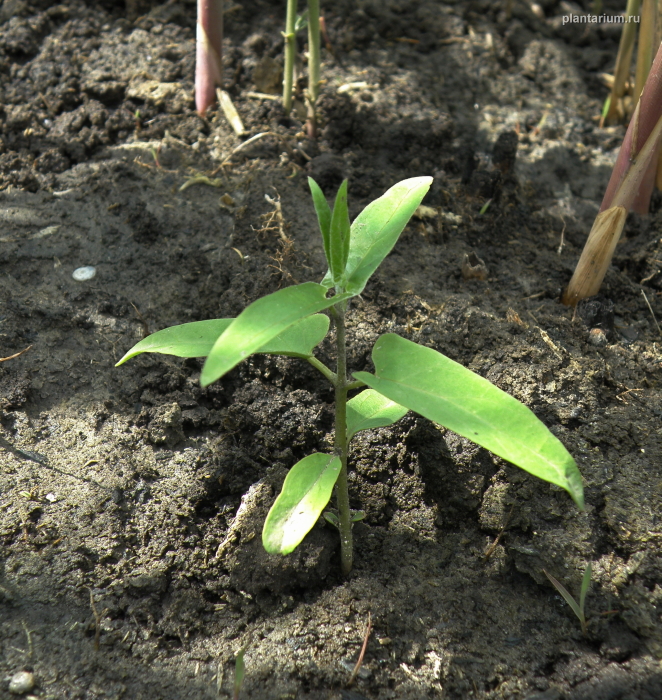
[2,1,662,698]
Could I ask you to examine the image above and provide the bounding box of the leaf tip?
[199,362,217,387]
[115,350,134,367]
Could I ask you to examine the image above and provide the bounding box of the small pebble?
[588,327,608,347]
[72,266,96,281]
[9,671,35,694]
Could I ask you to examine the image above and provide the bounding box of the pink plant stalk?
[600,40,662,214]
[195,0,224,115]
[562,41,662,306]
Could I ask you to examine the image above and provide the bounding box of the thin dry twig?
[0,345,32,362]
[130,303,150,338]
[88,588,108,652]
[21,621,34,660]
[484,505,515,558]
[617,387,644,404]
[348,612,372,687]
[641,288,662,335]
[219,132,277,166]
[557,217,566,255]
[263,193,291,247]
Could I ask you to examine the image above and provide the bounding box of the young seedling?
[282,0,297,115]
[233,648,246,700]
[603,0,640,126]
[282,0,322,133]
[195,0,224,115]
[117,177,584,575]
[544,563,592,636]
[564,40,662,305]
[305,0,321,137]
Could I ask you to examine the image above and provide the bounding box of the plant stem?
[306,356,336,384]
[195,0,224,115]
[604,0,640,125]
[283,0,297,115]
[345,379,366,392]
[333,300,353,575]
[306,0,321,137]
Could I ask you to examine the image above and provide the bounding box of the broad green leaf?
[263,452,342,555]
[308,177,332,266]
[346,389,408,442]
[115,319,232,366]
[258,313,330,357]
[329,180,350,283]
[353,334,584,509]
[115,314,330,366]
[342,177,433,294]
[201,283,349,386]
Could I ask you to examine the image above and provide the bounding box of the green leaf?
[115,319,232,366]
[544,569,583,622]
[258,313,330,357]
[233,648,246,699]
[200,283,350,387]
[346,389,408,442]
[115,314,330,366]
[263,453,342,555]
[329,180,350,283]
[353,334,584,509]
[343,177,433,294]
[323,511,339,528]
[308,177,332,267]
[579,562,592,613]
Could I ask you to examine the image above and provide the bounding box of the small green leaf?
[233,647,246,700]
[294,9,309,32]
[353,334,584,509]
[115,319,232,366]
[579,562,592,614]
[346,389,408,442]
[308,177,332,266]
[351,510,366,523]
[329,180,350,283]
[263,453,342,554]
[323,511,339,527]
[201,283,350,387]
[343,177,433,295]
[115,314,330,366]
[544,569,584,624]
[601,96,611,123]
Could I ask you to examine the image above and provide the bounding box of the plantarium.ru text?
[117,177,584,575]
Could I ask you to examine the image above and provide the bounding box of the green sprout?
[117,176,584,575]
[282,0,322,135]
[294,10,309,32]
[305,0,321,137]
[544,563,592,636]
[233,648,246,700]
[282,0,297,115]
